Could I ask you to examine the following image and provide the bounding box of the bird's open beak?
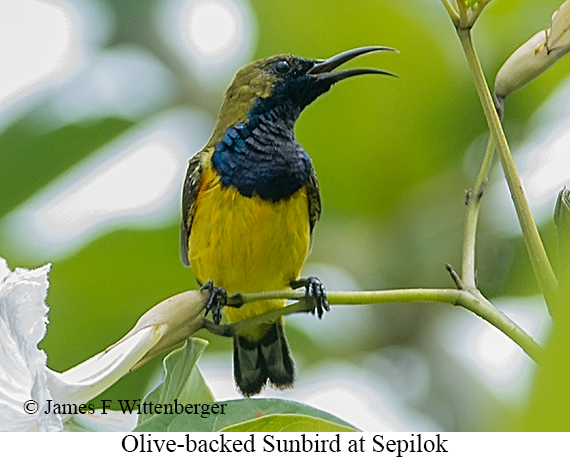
[307,46,398,82]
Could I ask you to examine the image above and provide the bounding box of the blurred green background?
[1,0,569,431]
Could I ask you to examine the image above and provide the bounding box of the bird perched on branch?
[180,46,396,396]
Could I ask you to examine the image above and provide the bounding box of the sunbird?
[180,46,396,396]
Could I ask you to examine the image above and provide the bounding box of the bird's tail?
[233,321,294,397]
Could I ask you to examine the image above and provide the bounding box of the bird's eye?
[274,60,291,75]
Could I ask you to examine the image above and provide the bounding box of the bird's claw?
[290,276,329,319]
[200,280,227,324]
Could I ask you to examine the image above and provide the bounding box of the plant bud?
[495,1,570,100]
[120,289,209,367]
[555,188,570,289]
[554,187,570,230]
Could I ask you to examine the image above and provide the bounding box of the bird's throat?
[211,106,313,202]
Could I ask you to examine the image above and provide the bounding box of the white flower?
[0,256,207,431]
[0,258,61,431]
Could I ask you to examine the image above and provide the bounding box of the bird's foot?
[290,276,329,319]
[200,280,227,325]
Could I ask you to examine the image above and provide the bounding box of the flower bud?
[554,188,570,288]
[495,1,570,100]
[554,187,570,230]
[115,289,209,367]
[48,289,208,408]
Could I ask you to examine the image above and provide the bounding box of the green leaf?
[134,398,357,432]
[137,338,214,426]
[219,413,357,432]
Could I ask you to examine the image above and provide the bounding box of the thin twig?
[202,288,544,363]
[440,0,460,25]
[462,136,495,289]
[446,263,464,289]
[457,28,559,313]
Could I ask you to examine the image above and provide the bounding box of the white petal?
[0,258,62,431]
[548,0,570,50]
[47,325,165,407]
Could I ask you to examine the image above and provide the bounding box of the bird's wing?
[307,170,322,241]
[180,150,207,266]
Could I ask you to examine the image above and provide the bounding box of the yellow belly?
[188,168,311,340]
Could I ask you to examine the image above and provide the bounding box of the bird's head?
[209,46,397,143]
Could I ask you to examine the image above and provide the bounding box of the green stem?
[440,0,459,25]
[462,137,495,288]
[457,28,559,313]
[455,0,469,29]
[212,288,544,363]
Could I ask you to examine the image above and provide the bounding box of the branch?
[440,0,460,26]
[203,287,544,363]
[462,136,494,289]
[457,28,560,314]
